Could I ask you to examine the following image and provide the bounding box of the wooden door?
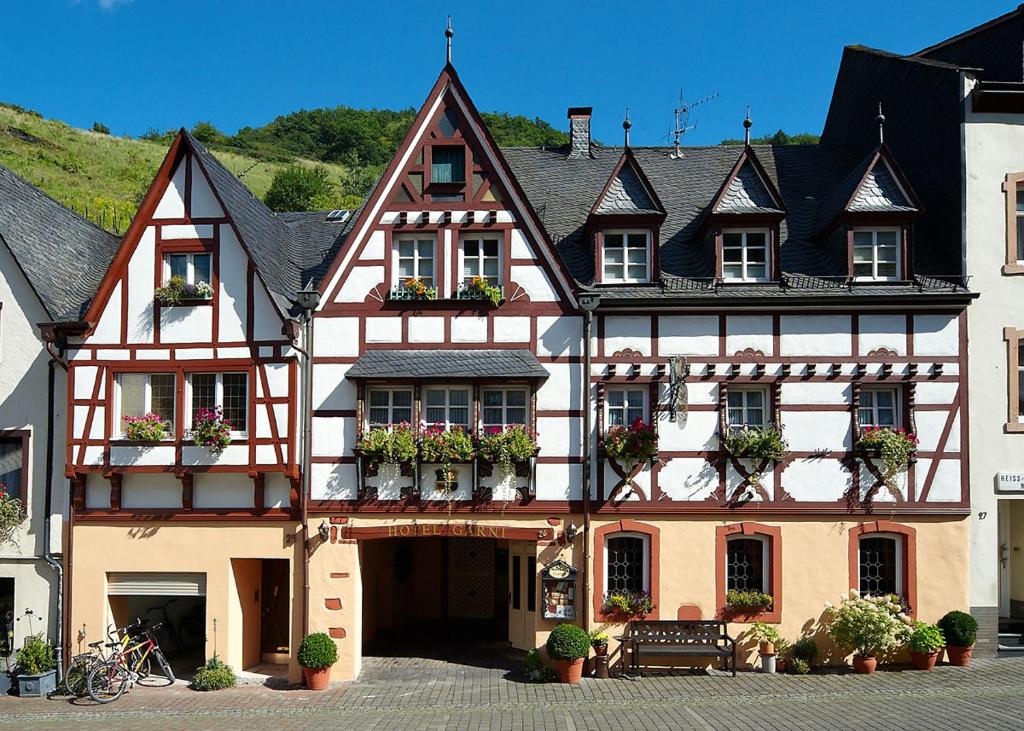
[508,542,536,649]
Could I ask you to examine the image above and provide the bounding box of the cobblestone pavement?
[3,655,1024,730]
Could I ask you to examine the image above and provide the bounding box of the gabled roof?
[0,165,120,322]
[710,148,785,215]
[591,149,664,216]
[814,145,919,234]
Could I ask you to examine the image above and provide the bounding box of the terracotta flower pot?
[303,666,331,690]
[759,641,775,655]
[593,644,608,657]
[910,650,939,671]
[945,645,973,667]
[852,654,877,674]
[554,658,584,684]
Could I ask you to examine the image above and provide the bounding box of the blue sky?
[0,0,1014,146]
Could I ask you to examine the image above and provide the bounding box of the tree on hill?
[92,121,110,134]
[264,164,339,212]
[721,129,820,146]
[191,121,226,145]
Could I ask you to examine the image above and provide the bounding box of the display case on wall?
[540,559,577,620]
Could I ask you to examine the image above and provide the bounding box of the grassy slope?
[0,104,350,234]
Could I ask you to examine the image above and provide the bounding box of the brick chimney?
[567,107,592,158]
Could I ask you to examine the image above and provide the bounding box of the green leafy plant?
[394,277,437,301]
[825,590,911,657]
[545,623,590,661]
[155,275,187,306]
[857,427,918,489]
[459,276,503,306]
[190,656,236,691]
[15,634,55,675]
[937,610,978,647]
[420,425,475,477]
[123,413,169,442]
[476,425,537,467]
[907,621,946,655]
[726,590,774,611]
[721,425,788,462]
[356,423,417,464]
[0,484,25,545]
[750,621,781,646]
[787,657,811,675]
[602,590,655,617]
[264,164,340,212]
[298,632,338,670]
[791,637,818,663]
[191,406,233,454]
[524,648,555,682]
[603,419,658,465]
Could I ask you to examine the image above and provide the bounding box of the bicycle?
[85,621,175,703]
[63,621,149,698]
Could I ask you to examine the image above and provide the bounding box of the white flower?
[824,601,834,609]
[849,588,860,599]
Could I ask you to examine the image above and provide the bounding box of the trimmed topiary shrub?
[938,610,978,647]
[545,623,590,661]
[191,657,236,691]
[298,632,338,670]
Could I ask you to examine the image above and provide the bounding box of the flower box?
[16,669,57,698]
[602,419,658,466]
[721,426,787,462]
[455,278,503,306]
[389,278,437,301]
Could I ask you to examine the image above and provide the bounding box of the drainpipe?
[42,336,69,679]
[294,287,320,639]
[578,294,600,631]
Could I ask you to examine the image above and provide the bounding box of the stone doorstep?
[235,663,291,688]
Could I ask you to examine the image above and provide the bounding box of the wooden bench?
[625,620,736,676]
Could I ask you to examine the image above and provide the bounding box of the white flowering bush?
[825,589,911,657]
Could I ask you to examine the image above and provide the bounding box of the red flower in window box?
[602,419,658,465]
[190,407,233,455]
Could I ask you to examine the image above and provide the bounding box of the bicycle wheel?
[63,655,94,697]
[86,660,130,704]
[151,648,176,684]
[129,649,152,680]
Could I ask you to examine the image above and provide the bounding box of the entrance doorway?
[360,536,535,661]
[230,558,291,671]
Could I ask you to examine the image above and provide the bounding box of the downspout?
[42,338,69,679]
[578,294,600,631]
[297,306,317,638]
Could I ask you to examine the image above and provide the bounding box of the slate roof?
[0,165,121,321]
[714,158,784,214]
[347,349,549,380]
[594,160,661,215]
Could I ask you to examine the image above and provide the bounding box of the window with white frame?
[481,388,528,428]
[852,228,900,281]
[722,230,769,282]
[1016,188,1024,264]
[424,387,470,430]
[605,533,649,595]
[859,387,899,428]
[394,237,435,288]
[727,387,767,429]
[602,231,650,283]
[858,534,902,596]
[462,236,501,285]
[726,535,768,593]
[189,372,247,434]
[164,252,212,287]
[367,388,413,428]
[606,387,646,427]
[118,373,176,434]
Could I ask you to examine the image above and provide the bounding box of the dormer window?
[852,227,900,281]
[722,229,769,282]
[394,236,435,288]
[602,230,650,283]
[165,252,211,287]
[430,146,465,185]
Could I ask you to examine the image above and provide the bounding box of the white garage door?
[107,572,207,596]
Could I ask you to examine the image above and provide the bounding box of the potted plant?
[545,623,590,684]
[721,426,788,485]
[123,413,169,442]
[476,425,538,472]
[355,422,417,485]
[191,406,233,454]
[14,633,57,697]
[602,419,658,468]
[0,483,25,545]
[393,276,437,301]
[750,621,781,655]
[602,590,655,619]
[590,631,609,657]
[523,648,554,682]
[857,427,918,489]
[787,637,817,675]
[726,589,774,617]
[937,610,978,666]
[907,621,945,671]
[420,425,475,492]
[155,275,187,305]
[825,590,911,673]
[458,275,503,306]
[298,632,337,690]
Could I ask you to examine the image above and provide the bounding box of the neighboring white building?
[0,166,118,674]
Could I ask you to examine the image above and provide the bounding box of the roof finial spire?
[876,101,885,145]
[623,107,632,148]
[743,106,752,147]
[445,16,454,65]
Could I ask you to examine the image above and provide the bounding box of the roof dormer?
[589,148,666,285]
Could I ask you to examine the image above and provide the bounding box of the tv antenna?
[666,90,718,159]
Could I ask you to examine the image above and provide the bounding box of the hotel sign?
[337,522,555,542]
[996,472,1024,493]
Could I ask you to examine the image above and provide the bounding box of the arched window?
[726,535,768,593]
[605,532,649,595]
[858,533,903,596]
